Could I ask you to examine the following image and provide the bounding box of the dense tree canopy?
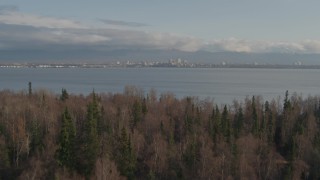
[0,88,319,179]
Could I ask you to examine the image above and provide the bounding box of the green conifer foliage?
[183,138,200,175]
[76,95,99,179]
[251,96,259,136]
[234,107,244,139]
[28,82,32,96]
[29,119,44,153]
[210,105,221,143]
[222,105,231,142]
[265,101,275,144]
[142,98,148,115]
[277,91,292,148]
[131,100,142,131]
[209,108,215,140]
[260,104,267,137]
[283,90,291,111]
[184,114,194,135]
[0,135,10,169]
[56,108,76,170]
[92,93,103,135]
[215,105,221,128]
[117,127,136,179]
[60,88,69,101]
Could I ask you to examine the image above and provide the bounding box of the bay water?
[1,67,320,104]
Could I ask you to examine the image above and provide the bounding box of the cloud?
[205,38,252,53]
[1,8,320,55]
[203,38,320,54]
[99,19,148,27]
[0,10,86,29]
[0,9,202,52]
[301,40,320,53]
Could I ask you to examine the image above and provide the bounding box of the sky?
[1,0,320,56]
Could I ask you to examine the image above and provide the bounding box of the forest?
[0,86,320,180]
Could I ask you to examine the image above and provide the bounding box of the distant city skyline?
[1,0,320,61]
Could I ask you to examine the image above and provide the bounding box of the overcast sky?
[1,0,320,54]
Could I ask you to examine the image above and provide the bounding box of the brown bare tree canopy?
[0,88,319,179]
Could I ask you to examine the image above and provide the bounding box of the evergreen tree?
[234,107,244,139]
[28,82,32,96]
[209,107,215,140]
[314,132,320,152]
[91,92,103,135]
[211,105,221,143]
[221,105,231,142]
[214,105,221,132]
[56,108,76,170]
[76,99,99,179]
[142,98,148,115]
[117,127,136,179]
[251,96,259,136]
[260,101,270,138]
[183,138,200,175]
[160,120,165,136]
[286,136,297,161]
[184,114,194,135]
[278,91,292,148]
[283,136,297,180]
[0,135,10,169]
[60,88,69,101]
[173,119,182,143]
[315,100,320,122]
[283,90,291,111]
[184,99,196,136]
[29,119,44,153]
[231,143,239,177]
[265,101,274,144]
[130,100,142,131]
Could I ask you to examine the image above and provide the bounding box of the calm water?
[1,67,320,104]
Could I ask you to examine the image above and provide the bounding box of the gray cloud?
[1,9,320,55]
[99,19,148,27]
[0,22,202,52]
[0,9,202,52]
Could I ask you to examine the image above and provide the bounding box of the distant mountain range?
[1,49,320,65]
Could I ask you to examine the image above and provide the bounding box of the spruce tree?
[210,105,221,143]
[92,92,103,135]
[209,107,215,140]
[131,100,142,131]
[283,90,291,111]
[221,105,231,142]
[260,102,268,138]
[251,96,259,136]
[60,88,69,101]
[214,105,221,133]
[265,101,274,144]
[28,82,32,96]
[30,119,44,153]
[279,91,292,148]
[142,98,148,115]
[184,114,193,135]
[56,108,76,170]
[117,127,136,179]
[234,107,244,139]
[183,138,200,175]
[76,97,99,179]
[0,135,10,169]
